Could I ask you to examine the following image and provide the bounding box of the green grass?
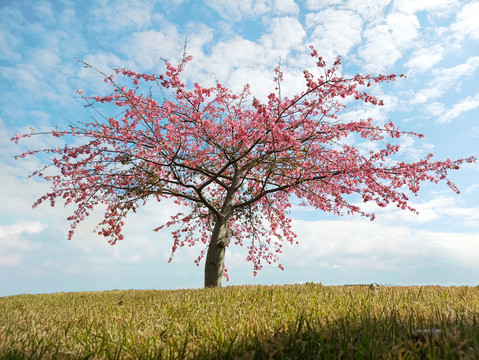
[1,284,478,359]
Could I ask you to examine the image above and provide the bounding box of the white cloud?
[358,12,420,72]
[425,101,446,117]
[90,0,157,32]
[396,133,434,160]
[386,12,420,47]
[1,64,47,96]
[0,221,45,267]
[279,215,479,274]
[306,0,391,21]
[64,265,83,275]
[260,17,306,53]
[471,127,479,138]
[0,254,22,268]
[121,28,184,70]
[202,37,266,84]
[0,221,45,240]
[0,221,45,249]
[205,0,271,20]
[405,44,445,73]
[284,220,416,268]
[157,0,187,6]
[393,0,460,16]
[466,183,479,193]
[356,195,479,226]
[31,48,62,70]
[305,0,342,10]
[306,9,363,60]
[439,56,479,84]
[437,92,479,124]
[32,1,55,23]
[341,105,386,125]
[431,232,479,268]
[346,0,391,20]
[411,88,441,105]
[0,5,24,61]
[0,16,82,106]
[411,56,479,104]
[273,0,300,15]
[192,16,308,96]
[229,67,275,100]
[0,28,21,62]
[277,68,309,99]
[185,24,215,56]
[451,1,479,40]
[206,0,298,21]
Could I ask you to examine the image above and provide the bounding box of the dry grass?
[1,283,478,359]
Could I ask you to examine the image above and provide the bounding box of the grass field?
[1,283,478,359]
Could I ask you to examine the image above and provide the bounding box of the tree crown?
[13,47,475,278]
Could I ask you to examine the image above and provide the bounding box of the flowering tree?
[13,47,475,287]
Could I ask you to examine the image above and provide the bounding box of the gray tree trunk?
[204,219,231,287]
[204,169,240,288]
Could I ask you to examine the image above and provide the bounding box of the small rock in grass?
[412,328,442,340]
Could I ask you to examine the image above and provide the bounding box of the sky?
[1,0,479,297]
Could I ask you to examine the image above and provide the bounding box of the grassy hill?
[1,283,478,359]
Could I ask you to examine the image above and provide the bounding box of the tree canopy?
[13,47,475,287]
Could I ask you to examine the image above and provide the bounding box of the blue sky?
[1,0,479,297]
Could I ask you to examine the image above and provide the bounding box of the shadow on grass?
[191,313,479,359]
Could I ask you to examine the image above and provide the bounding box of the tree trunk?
[204,169,240,288]
[204,219,231,287]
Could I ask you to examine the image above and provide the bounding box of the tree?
[13,47,475,288]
